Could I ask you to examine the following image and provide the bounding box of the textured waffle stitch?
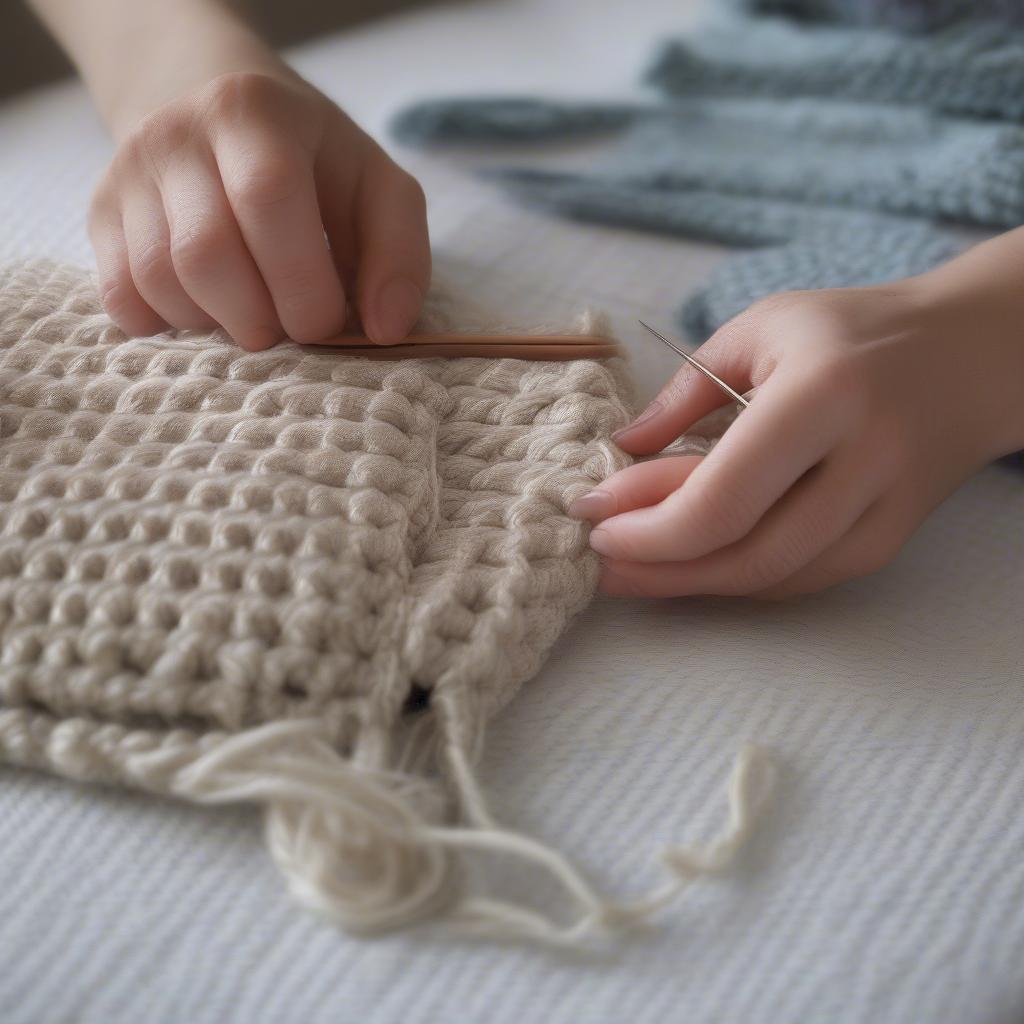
[0,261,777,946]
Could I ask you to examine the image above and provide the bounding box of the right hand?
[573,280,1015,600]
[88,69,430,350]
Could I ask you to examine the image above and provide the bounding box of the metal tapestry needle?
[637,320,750,409]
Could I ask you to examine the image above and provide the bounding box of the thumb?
[317,121,431,343]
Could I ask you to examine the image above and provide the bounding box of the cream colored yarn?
[0,260,773,946]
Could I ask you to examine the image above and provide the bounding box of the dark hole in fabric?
[402,683,432,715]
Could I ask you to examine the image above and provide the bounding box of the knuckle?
[201,71,276,117]
[169,221,228,278]
[691,330,760,393]
[825,532,898,583]
[227,155,303,212]
[199,72,326,148]
[689,475,761,550]
[745,290,803,323]
[747,288,836,327]
[97,274,160,336]
[736,290,848,368]
[97,273,136,322]
[732,290,814,345]
[114,130,148,169]
[120,109,190,170]
[130,237,174,289]
[736,544,800,592]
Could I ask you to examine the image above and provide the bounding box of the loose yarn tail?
[144,721,776,947]
[437,741,776,944]
[128,720,460,935]
[2,709,775,947]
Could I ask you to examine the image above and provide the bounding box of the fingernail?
[588,528,615,556]
[367,277,422,345]
[612,400,663,443]
[568,489,617,522]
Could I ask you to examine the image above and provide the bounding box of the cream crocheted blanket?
[0,261,771,946]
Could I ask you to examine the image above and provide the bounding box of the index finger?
[613,321,760,455]
[590,372,848,564]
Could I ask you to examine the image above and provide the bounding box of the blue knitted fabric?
[391,6,1024,343]
[678,219,960,341]
[646,18,1024,121]
[750,0,1024,32]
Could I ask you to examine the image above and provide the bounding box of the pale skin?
[29,0,431,349]
[572,246,1024,599]
[29,0,1024,601]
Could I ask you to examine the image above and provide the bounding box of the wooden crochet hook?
[310,332,620,360]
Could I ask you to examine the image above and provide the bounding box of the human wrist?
[33,0,292,141]
[102,4,291,140]
[906,249,1024,461]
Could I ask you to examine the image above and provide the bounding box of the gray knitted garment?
[391,3,1024,341]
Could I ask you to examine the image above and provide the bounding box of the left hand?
[570,281,1018,600]
[88,69,429,350]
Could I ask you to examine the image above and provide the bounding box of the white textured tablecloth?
[2,2,1023,1022]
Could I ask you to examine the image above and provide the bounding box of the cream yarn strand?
[130,719,775,947]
